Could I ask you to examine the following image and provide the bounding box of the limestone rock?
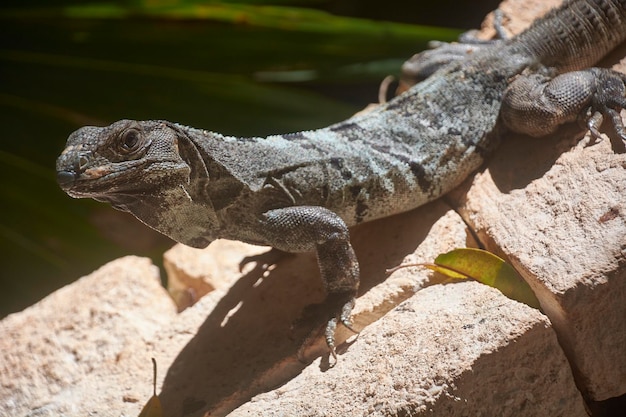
[164,240,270,311]
[230,282,585,417]
[0,256,176,417]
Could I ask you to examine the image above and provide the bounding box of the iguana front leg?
[259,206,359,359]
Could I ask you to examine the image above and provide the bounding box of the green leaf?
[58,2,459,40]
[420,262,470,280]
[432,248,542,310]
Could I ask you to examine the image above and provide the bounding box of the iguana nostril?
[56,170,77,186]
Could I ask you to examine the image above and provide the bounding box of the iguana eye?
[119,128,141,152]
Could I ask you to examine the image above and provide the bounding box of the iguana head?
[57,119,220,248]
[56,119,191,204]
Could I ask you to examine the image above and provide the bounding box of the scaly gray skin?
[57,0,626,360]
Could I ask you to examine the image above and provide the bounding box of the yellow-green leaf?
[138,395,162,417]
[433,248,541,310]
[420,262,471,279]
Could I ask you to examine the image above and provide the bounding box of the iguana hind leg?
[501,67,626,143]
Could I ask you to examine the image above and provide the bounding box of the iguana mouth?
[57,165,112,187]
[57,163,128,194]
[57,157,192,204]
[56,160,156,198]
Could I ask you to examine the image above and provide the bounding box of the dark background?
[0,0,499,317]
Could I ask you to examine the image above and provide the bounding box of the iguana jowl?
[57,0,626,359]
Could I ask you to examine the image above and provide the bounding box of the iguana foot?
[400,9,506,88]
[502,67,626,147]
[583,68,626,144]
[324,294,359,364]
[295,291,359,365]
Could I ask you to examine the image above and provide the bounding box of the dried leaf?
[138,358,162,417]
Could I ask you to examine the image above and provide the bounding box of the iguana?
[56,0,626,359]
